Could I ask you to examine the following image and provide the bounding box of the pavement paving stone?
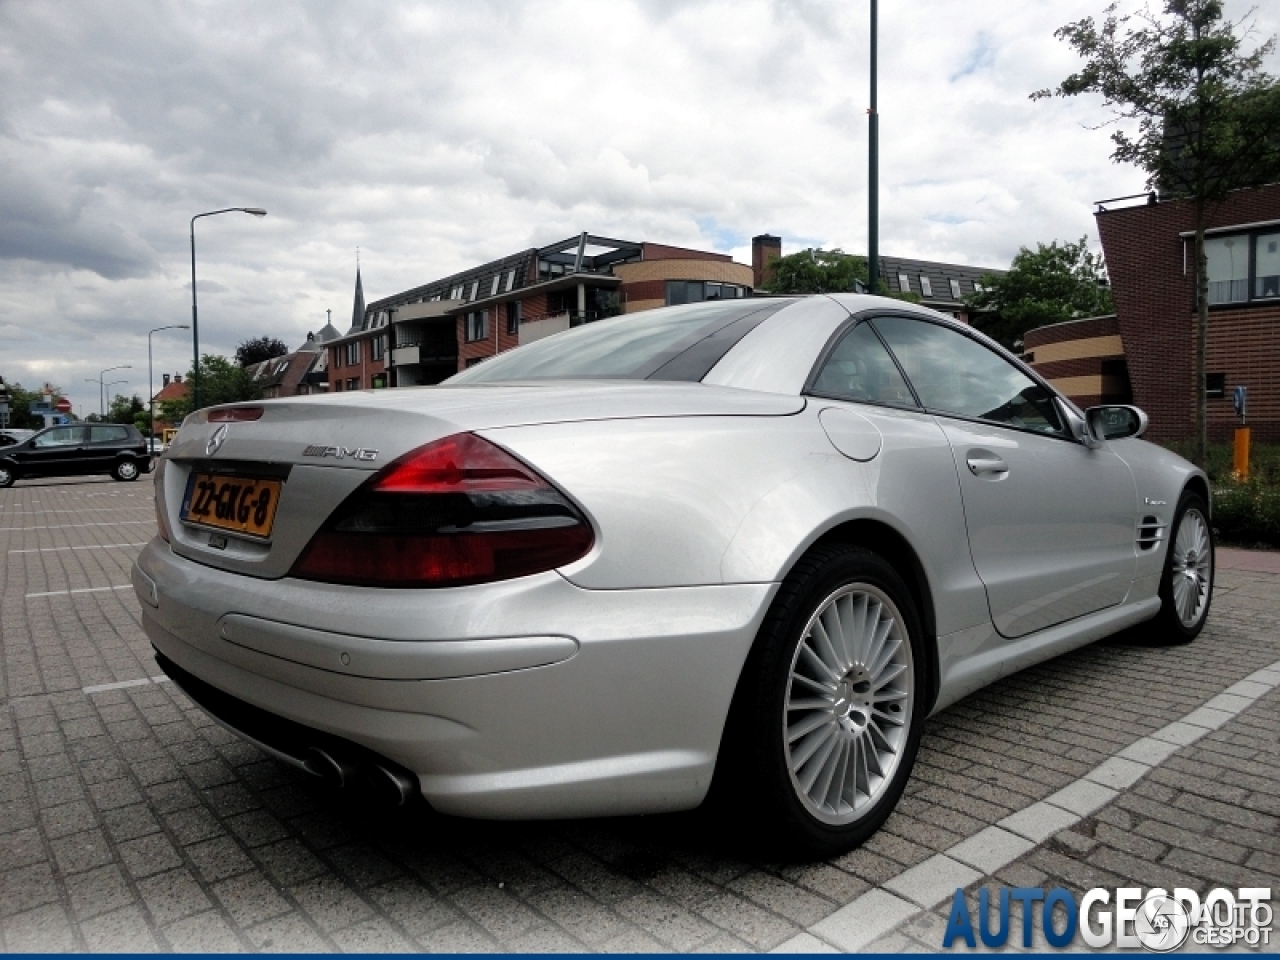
[4,477,1279,952]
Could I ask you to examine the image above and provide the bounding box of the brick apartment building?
[1025,183,1280,442]
[326,231,1005,391]
[326,233,754,389]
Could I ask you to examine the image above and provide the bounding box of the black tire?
[715,544,926,860]
[0,463,15,488]
[1145,491,1214,644]
[112,459,141,482]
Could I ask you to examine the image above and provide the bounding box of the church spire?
[348,257,365,334]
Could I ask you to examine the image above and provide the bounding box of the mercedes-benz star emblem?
[205,424,229,457]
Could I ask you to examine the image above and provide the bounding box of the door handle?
[967,456,1008,476]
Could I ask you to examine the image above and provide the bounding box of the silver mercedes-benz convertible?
[134,294,1213,857]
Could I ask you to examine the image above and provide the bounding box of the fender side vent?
[1136,515,1165,551]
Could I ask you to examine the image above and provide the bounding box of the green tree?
[1033,0,1280,464]
[235,336,289,368]
[965,238,1114,350]
[764,248,868,294]
[159,354,262,423]
[763,248,922,302]
[107,394,145,427]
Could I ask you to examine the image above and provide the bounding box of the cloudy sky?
[2,0,1277,415]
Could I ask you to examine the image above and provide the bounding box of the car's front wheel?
[112,459,140,482]
[724,544,925,859]
[0,463,15,488]
[1146,491,1214,644]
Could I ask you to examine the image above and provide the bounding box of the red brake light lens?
[290,433,593,588]
[208,406,264,422]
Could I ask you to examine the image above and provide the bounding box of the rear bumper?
[133,539,776,818]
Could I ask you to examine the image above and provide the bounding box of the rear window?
[90,426,130,443]
[446,300,790,384]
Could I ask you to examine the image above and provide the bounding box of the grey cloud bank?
[1,0,1275,414]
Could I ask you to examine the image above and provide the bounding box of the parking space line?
[9,542,148,554]
[25,585,132,598]
[0,520,153,531]
[83,676,171,695]
[773,657,1280,953]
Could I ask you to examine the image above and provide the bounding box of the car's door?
[871,315,1137,639]
[16,426,86,477]
[87,425,131,474]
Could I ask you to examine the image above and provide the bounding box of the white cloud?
[1,0,1276,413]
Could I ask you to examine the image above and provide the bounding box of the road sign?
[55,397,73,414]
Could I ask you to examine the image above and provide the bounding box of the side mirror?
[1057,399,1102,449]
[1086,405,1148,441]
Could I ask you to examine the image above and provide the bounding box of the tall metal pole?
[189,207,268,413]
[867,0,879,296]
[190,217,200,411]
[149,324,189,443]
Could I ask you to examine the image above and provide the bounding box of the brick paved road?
[1,476,1277,952]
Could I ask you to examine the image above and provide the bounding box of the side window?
[810,321,917,408]
[90,426,129,444]
[33,428,80,448]
[872,316,1065,435]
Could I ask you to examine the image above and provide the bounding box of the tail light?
[155,461,171,542]
[290,433,593,588]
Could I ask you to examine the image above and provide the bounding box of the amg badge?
[302,445,378,461]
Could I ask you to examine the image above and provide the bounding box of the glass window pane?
[1205,236,1248,304]
[448,302,756,382]
[666,280,688,306]
[1255,232,1280,299]
[873,316,1065,435]
[90,426,128,443]
[34,428,79,448]
[811,322,917,407]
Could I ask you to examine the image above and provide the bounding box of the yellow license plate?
[181,473,282,539]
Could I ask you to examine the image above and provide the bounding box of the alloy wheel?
[1170,507,1211,627]
[783,584,914,825]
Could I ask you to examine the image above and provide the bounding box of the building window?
[1256,232,1280,299]
[371,373,387,389]
[345,341,361,365]
[506,301,521,335]
[949,278,962,300]
[1205,373,1227,399]
[371,335,385,361]
[504,269,516,292]
[664,280,748,306]
[331,348,342,370]
[1206,235,1249,304]
[490,275,500,297]
[919,276,933,297]
[898,273,911,293]
[346,377,359,391]
[333,380,342,392]
[449,285,463,300]
[467,281,478,301]
[465,311,488,342]
[465,357,485,368]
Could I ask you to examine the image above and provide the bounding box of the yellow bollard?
[1233,426,1250,481]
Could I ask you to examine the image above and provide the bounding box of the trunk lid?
[162,381,803,579]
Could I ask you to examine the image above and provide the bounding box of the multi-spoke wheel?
[0,464,14,488]
[784,584,913,825]
[1147,491,1214,644]
[715,544,925,859]
[112,459,140,482]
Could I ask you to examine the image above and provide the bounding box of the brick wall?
[1095,184,1280,442]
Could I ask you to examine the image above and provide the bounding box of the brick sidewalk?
[1,478,1277,952]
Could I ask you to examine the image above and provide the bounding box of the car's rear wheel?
[0,464,15,488]
[1146,491,1213,644]
[112,459,140,482]
[721,544,925,859]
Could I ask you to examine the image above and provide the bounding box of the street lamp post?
[867,0,879,296]
[190,207,267,411]
[148,324,190,441]
[102,380,129,421]
[94,365,131,418]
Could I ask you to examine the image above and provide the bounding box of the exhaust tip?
[370,763,418,806]
[304,747,357,787]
